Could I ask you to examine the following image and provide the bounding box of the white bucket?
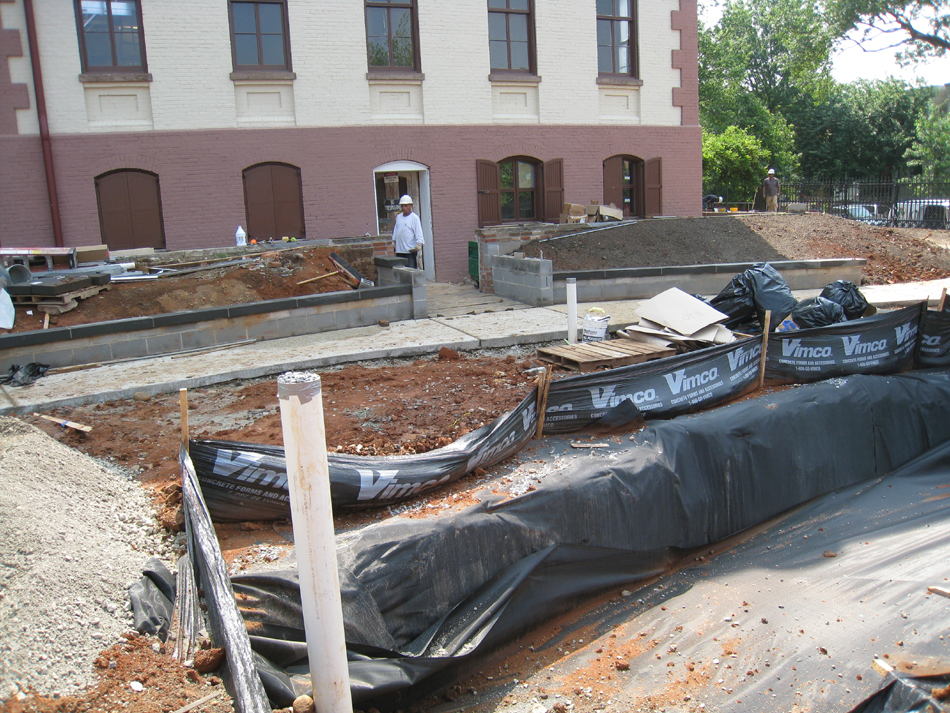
[581,310,610,342]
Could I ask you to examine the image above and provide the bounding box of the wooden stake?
[170,689,222,713]
[42,313,50,329]
[757,310,771,389]
[939,287,947,312]
[34,413,92,433]
[179,388,189,453]
[535,365,553,438]
[297,271,339,286]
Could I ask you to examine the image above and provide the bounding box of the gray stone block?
[145,332,185,356]
[110,338,150,361]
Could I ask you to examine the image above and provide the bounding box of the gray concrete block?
[145,332,185,356]
[179,329,218,351]
[109,338,150,361]
[213,324,253,345]
[305,312,337,333]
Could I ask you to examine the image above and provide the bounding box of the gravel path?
[0,417,175,703]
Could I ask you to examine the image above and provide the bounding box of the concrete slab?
[860,277,950,308]
[0,320,478,416]
[432,307,570,348]
[545,299,645,332]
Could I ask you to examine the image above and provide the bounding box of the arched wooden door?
[95,170,166,251]
[242,163,306,241]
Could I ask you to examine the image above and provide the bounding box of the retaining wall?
[490,255,866,305]
[0,284,417,371]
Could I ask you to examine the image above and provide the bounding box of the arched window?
[242,162,305,240]
[95,169,165,251]
[499,157,539,221]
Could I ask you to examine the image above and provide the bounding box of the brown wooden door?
[243,163,305,240]
[543,158,564,223]
[603,156,623,211]
[476,159,501,227]
[95,170,166,251]
[645,157,663,218]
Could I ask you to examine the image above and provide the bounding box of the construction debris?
[620,287,736,351]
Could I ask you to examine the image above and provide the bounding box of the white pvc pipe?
[566,278,578,344]
[277,372,353,713]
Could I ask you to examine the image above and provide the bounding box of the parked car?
[829,204,886,226]
[888,200,950,229]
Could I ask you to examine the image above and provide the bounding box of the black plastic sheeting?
[765,303,923,383]
[850,673,950,713]
[192,304,942,518]
[128,557,175,640]
[709,262,798,331]
[821,279,874,319]
[222,370,950,707]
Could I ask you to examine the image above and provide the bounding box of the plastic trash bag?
[710,263,797,331]
[790,296,848,329]
[0,362,50,387]
[820,280,873,320]
[0,288,13,329]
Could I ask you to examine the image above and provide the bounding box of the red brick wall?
[1,124,701,281]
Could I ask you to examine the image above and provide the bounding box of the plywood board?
[635,287,728,336]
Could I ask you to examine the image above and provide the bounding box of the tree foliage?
[702,126,771,200]
[904,99,950,180]
[825,0,950,64]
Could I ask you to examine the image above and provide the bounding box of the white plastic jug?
[235,225,247,246]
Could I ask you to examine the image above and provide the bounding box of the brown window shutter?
[543,158,564,223]
[603,155,623,209]
[645,157,663,218]
[95,170,165,252]
[476,159,501,227]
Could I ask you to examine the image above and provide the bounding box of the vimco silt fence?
[188,302,950,521]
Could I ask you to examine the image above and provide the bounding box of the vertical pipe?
[566,278,578,344]
[23,0,64,247]
[277,372,352,713]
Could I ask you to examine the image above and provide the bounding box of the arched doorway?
[242,163,306,241]
[95,169,166,251]
[373,160,433,281]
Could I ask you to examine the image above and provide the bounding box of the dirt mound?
[519,213,950,284]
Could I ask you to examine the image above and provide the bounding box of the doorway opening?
[373,161,433,281]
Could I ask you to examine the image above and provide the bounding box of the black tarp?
[220,370,950,707]
[920,309,950,367]
[764,303,923,383]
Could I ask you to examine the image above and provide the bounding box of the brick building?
[0,0,700,282]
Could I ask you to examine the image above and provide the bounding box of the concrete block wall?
[476,223,589,292]
[491,255,553,307]
[374,256,427,318]
[0,284,415,371]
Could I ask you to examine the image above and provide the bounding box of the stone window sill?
[489,72,541,84]
[230,70,296,81]
[366,70,425,82]
[596,75,643,87]
[79,72,152,83]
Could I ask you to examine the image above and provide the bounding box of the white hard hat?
[399,194,413,205]
[768,168,775,175]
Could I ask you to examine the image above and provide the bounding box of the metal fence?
[779,180,950,229]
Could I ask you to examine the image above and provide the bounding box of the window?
[365,0,419,71]
[500,158,537,221]
[74,0,147,73]
[229,1,291,71]
[597,0,638,77]
[488,0,535,74]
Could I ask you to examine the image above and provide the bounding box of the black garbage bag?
[789,296,848,329]
[710,263,797,331]
[820,280,873,320]
[0,362,49,387]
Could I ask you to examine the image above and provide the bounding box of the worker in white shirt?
[392,194,424,269]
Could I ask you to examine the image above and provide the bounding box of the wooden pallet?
[11,284,109,314]
[537,339,676,372]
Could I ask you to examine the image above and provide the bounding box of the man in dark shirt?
[763,169,780,212]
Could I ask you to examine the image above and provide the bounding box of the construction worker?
[392,195,424,269]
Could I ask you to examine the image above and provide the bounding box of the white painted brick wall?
[19,0,686,135]
[3,0,39,134]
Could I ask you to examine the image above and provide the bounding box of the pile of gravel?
[0,416,177,702]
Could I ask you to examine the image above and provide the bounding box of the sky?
[832,28,950,85]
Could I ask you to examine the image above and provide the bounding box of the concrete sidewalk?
[2,277,948,416]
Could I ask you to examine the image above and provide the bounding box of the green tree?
[702,126,771,200]
[904,100,950,180]
[791,79,927,178]
[824,0,950,64]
